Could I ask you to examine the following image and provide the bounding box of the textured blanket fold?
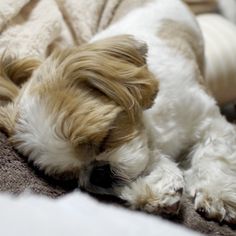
[0,0,236,236]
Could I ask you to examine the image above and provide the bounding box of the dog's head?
[1,35,158,196]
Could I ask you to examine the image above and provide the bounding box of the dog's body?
[1,0,236,223]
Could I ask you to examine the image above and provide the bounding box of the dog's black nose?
[90,164,113,188]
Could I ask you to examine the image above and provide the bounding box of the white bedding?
[0,192,201,236]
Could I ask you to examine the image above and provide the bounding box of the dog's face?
[1,35,158,196]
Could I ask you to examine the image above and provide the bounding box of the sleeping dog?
[1,0,236,223]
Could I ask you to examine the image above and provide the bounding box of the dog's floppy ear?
[89,35,148,67]
[0,55,41,105]
[0,104,17,136]
[0,56,41,135]
[55,35,158,122]
[0,55,41,86]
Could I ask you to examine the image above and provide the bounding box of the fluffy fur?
[1,0,236,224]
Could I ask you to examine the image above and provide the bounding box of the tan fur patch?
[0,103,18,136]
[48,35,158,123]
[100,111,141,151]
[0,78,19,106]
[39,83,122,148]
[0,55,41,86]
[158,19,205,78]
[0,56,41,105]
[0,56,41,136]
[31,76,140,155]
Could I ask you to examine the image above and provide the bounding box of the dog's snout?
[90,164,113,188]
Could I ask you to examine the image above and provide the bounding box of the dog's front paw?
[193,188,236,224]
[120,176,184,215]
[185,146,236,224]
[186,169,236,224]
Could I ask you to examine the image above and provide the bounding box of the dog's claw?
[197,207,207,217]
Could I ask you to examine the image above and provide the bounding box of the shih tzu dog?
[1,0,236,223]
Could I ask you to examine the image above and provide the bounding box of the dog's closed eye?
[90,164,114,188]
[89,164,130,189]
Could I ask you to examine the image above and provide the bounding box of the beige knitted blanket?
[0,0,150,60]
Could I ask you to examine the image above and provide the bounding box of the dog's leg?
[185,102,236,223]
[118,153,184,215]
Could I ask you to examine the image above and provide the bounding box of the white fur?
[15,96,83,175]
